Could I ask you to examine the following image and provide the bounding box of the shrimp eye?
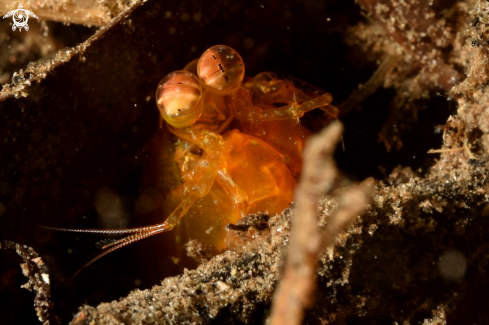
[197,45,245,95]
[156,71,204,128]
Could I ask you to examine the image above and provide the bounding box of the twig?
[0,0,145,103]
[1,240,60,325]
[269,121,370,325]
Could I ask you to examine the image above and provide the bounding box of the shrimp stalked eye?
[197,45,245,95]
[156,70,204,128]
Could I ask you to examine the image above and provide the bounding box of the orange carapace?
[45,45,337,275]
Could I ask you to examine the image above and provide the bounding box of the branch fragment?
[1,240,60,325]
[269,122,370,325]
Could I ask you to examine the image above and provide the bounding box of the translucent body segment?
[233,78,331,177]
[197,45,245,95]
[168,125,224,198]
[263,93,332,120]
[156,71,204,128]
[195,91,228,130]
[230,86,332,124]
[182,129,295,249]
[222,129,295,213]
[156,126,226,238]
[244,72,312,106]
[242,72,338,120]
[216,168,249,216]
[182,176,241,251]
[238,119,311,179]
[234,92,333,122]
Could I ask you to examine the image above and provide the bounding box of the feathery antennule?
[39,223,171,278]
[95,231,152,250]
[94,238,117,249]
[40,224,165,234]
[70,228,168,280]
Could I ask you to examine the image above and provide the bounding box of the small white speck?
[216,281,230,291]
[41,273,50,284]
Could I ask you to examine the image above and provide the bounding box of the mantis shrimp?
[44,45,337,276]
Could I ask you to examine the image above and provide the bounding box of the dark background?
[0,0,451,323]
